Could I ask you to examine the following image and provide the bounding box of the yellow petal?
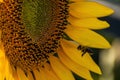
[33,69,47,80]
[68,16,110,29]
[0,44,7,79]
[0,0,3,2]
[57,48,93,80]
[0,45,6,80]
[17,67,29,80]
[0,57,5,80]
[60,40,85,67]
[43,64,60,80]
[0,74,4,80]
[69,2,114,18]
[12,66,19,80]
[0,57,5,77]
[27,71,35,80]
[60,39,102,74]
[49,56,75,80]
[0,50,4,57]
[65,25,111,48]
[70,0,84,2]
[6,74,14,80]
[34,64,60,80]
[5,59,14,80]
[39,69,48,80]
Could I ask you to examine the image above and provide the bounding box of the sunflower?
[0,0,113,80]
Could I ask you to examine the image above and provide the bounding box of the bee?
[77,45,93,56]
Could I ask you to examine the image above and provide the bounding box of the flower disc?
[0,0,68,71]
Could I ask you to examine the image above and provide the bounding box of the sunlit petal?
[0,0,3,3]
[33,70,46,80]
[27,71,35,80]
[65,25,111,48]
[50,56,75,80]
[5,60,14,80]
[68,16,110,29]
[60,39,102,74]
[17,67,28,80]
[69,2,114,18]
[0,57,5,80]
[58,48,93,80]
[70,0,84,2]
[43,64,60,80]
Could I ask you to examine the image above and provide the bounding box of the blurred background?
[93,0,120,80]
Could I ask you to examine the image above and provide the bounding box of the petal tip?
[98,42,111,49]
[103,43,111,49]
[96,67,102,75]
[106,8,114,16]
[102,21,110,29]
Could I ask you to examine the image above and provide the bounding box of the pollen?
[0,0,68,71]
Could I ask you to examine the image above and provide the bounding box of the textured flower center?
[0,0,68,71]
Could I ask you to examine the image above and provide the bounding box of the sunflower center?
[0,0,68,71]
